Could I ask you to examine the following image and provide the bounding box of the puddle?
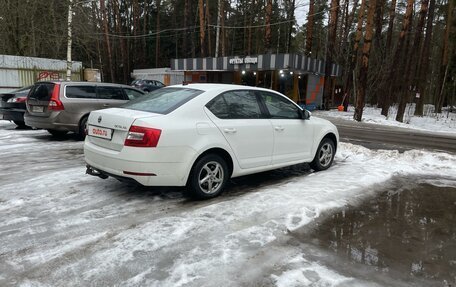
[300,176,456,286]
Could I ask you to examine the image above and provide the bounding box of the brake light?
[124,125,161,147]
[48,84,64,111]
[7,97,26,103]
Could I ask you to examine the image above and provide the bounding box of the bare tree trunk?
[415,0,436,116]
[394,0,415,122]
[100,0,114,82]
[142,0,148,67]
[354,0,377,121]
[323,0,340,109]
[155,0,161,67]
[113,0,127,84]
[406,0,429,114]
[198,0,206,57]
[183,0,189,57]
[435,0,453,113]
[215,0,222,57]
[305,0,315,55]
[371,0,385,106]
[286,0,296,53]
[221,0,225,57]
[248,0,255,55]
[264,0,272,53]
[206,0,212,56]
[380,0,397,116]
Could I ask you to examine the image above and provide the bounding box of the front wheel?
[310,138,335,171]
[187,154,229,199]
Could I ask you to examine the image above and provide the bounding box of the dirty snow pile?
[316,104,456,134]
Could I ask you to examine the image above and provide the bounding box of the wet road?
[318,115,456,153]
[292,176,456,287]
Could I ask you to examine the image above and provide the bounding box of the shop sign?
[229,56,258,65]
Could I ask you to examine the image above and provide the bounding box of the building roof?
[171,53,342,77]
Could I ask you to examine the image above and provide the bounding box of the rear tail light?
[124,125,161,147]
[48,84,64,111]
[7,97,26,103]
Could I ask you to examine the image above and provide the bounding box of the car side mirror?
[301,109,311,120]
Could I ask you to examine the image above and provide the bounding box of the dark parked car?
[25,81,145,138]
[131,79,165,92]
[0,86,32,127]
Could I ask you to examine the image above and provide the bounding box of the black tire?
[187,154,229,199]
[310,138,335,171]
[47,129,68,137]
[77,116,88,140]
[13,121,27,128]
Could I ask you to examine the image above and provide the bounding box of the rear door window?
[66,86,97,99]
[97,86,127,100]
[207,90,263,119]
[29,83,55,101]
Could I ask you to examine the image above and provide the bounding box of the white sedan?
[84,84,339,199]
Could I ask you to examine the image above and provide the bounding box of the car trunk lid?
[26,82,58,117]
[87,108,162,151]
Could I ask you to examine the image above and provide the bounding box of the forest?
[0,0,454,121]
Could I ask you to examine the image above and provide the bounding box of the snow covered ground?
[315,104,456,134]
[0,121,455,286]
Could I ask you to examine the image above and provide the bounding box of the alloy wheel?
[198,161,224,194]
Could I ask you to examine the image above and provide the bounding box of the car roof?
[33,81,136,89]
[167,83,279,94]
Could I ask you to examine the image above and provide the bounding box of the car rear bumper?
[0,108,25,122]
[84,140,196,186]
[24,112,78,132]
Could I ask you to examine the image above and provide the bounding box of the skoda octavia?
[84,84,339,199]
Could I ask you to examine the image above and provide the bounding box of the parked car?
[131,79,165,92]
[0,86,32,127]
[24,81,145,138]
[85,84,339,199]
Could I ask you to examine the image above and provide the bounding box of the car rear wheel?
[47,129,68,137]
[310,138,335,171]
[77,116,88,140]
[187,154,229,199]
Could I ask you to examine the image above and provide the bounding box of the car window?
[29,83,55,101]
[97,86,127,100]
[66,86,97,99]
[123,87,202,114]
[155,81,165,87]
[207,90,262,119]
[124,88,144,100]
[258,91,301,119]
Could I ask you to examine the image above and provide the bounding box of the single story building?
[170,53,342,109]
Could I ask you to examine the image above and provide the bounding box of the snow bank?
[316,104,456,134]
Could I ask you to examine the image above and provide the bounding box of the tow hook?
[86,165,108,179]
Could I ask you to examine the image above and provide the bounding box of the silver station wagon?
[25,81,145,138]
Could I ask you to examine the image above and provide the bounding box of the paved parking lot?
[1,122,455,287]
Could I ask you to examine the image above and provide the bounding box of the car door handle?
[274,126,285,131]
[103,104,110,107]
[223,128,237,134]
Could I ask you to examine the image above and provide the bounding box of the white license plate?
[32,106,44,113]
[88,125,112,140]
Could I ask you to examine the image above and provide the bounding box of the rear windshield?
[122,87,202,114]
[29,83,55,101]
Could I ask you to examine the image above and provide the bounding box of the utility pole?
[66,0,73,81]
